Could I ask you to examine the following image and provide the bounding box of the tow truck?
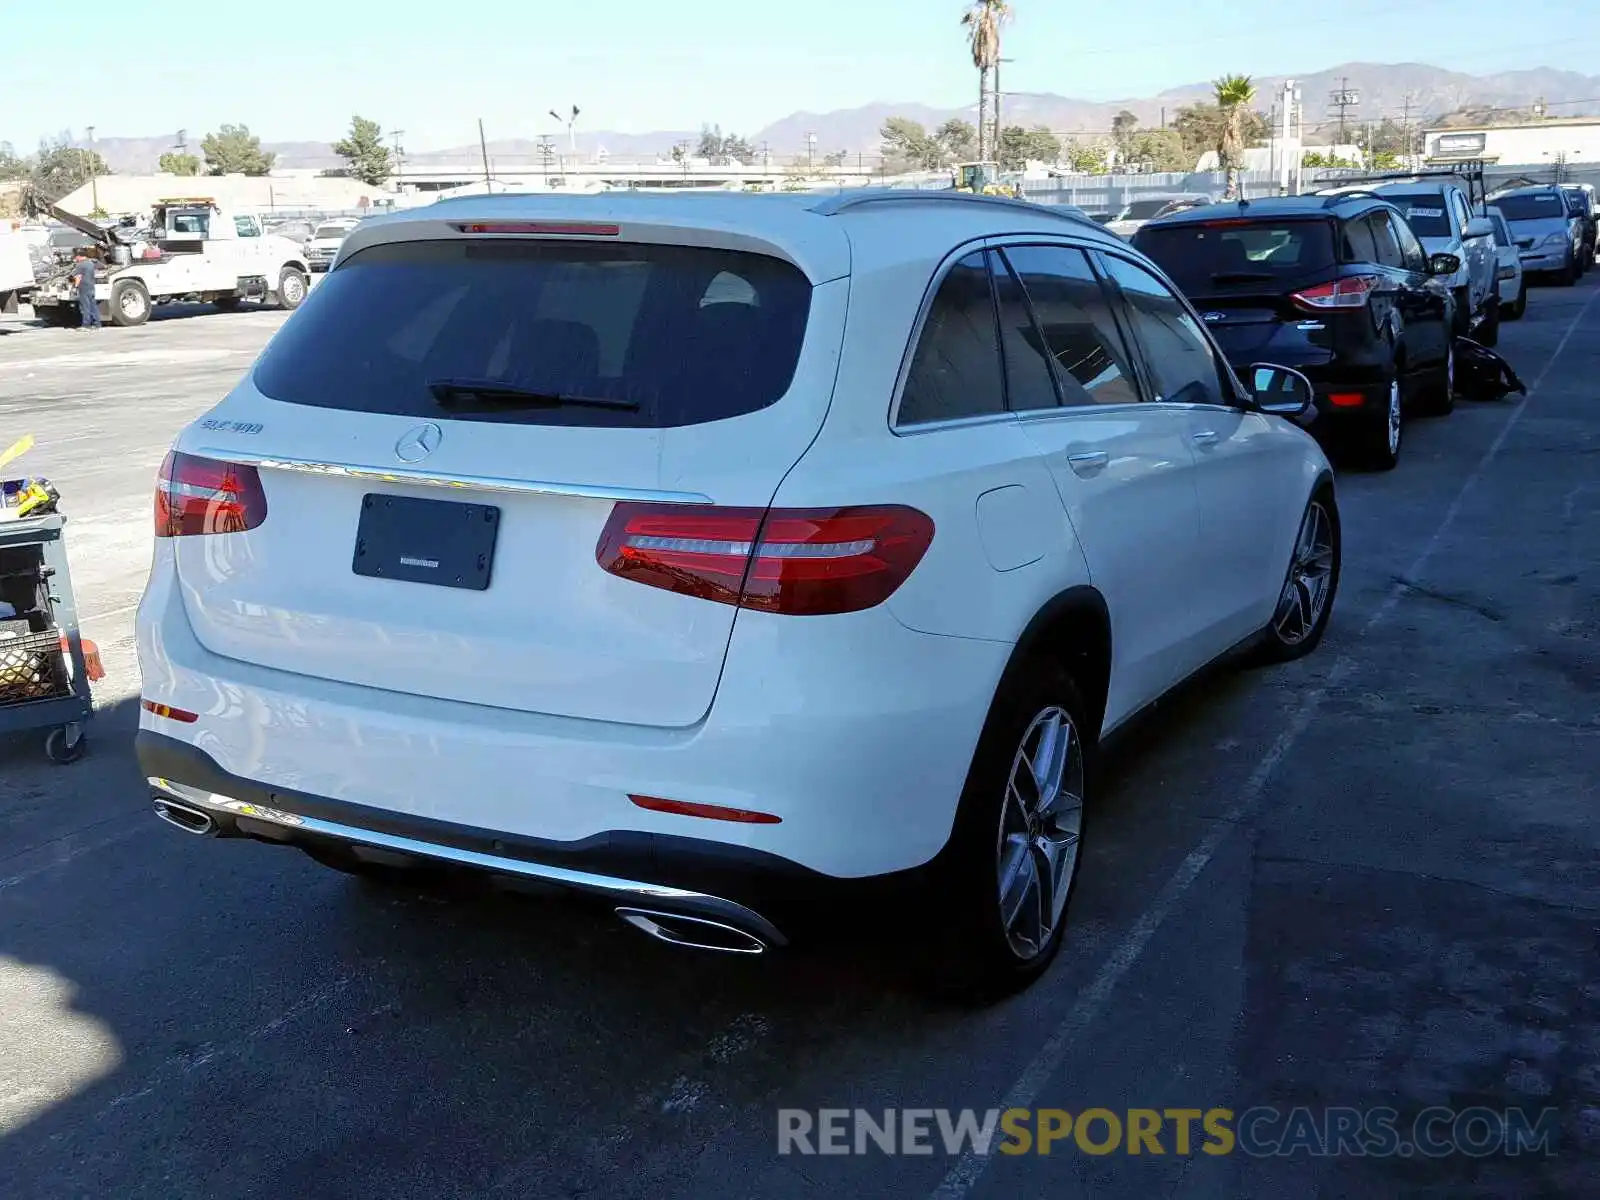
[29,197,311,327]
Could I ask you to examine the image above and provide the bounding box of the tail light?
[1291,276,1378,311]
[155,451,267,537]
[596,503,935,616]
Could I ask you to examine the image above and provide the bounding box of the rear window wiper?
[1208,271,1276,283]
[427,378,639,411]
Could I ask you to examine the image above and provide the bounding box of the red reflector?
[155,451,267,538]
[1327,392,1366,407]
[629,794,782,825]
[1198,218,1255,227]
[1291,275,1378,311]
[596,503,935,616]
[456,222,620,236]
[142,699,199,723]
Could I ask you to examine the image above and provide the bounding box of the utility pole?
[806,132,817,171]
[389,129,405,194]
[1399,93,1416,166]
[85,125,99,213]
[1329,77,1360,147]
[995,57,1014,154]
[478,118,492,193]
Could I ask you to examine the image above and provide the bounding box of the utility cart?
[0,512,93,763]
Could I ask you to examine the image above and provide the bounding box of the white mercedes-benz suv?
[138,189,1339,995]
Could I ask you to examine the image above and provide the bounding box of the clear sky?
[1,0,1591,152]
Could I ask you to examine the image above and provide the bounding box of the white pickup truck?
[30,197,311,327]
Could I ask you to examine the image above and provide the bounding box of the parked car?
[1134,193,1456,470]
[1559,184,1596,265]
[1485,206,1527,320]
[1368,182,1499,341]
[137,190,1340,995]
[303,217,361,272]
[1105,193,1214,239]
[1494,186,1584,286]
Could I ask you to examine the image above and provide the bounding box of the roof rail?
[808,188,1096,227]
[1318,189,1384,206]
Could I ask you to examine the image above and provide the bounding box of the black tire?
[1476,293,1500,348]
[276,267,307,310]
[1504,285,1526,320]
[44,724,88,765]
[1556,253,1577,287]
[1349,373,1403,471]
[930,660,1091,1000]
[1415,337,1455,418]
[1250,489,1341,665]
[213,295,242,312]
[1451,287,1471,336]
[109,279,150,327]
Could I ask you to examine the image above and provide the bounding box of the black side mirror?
[1429,252,1462,276]
[1248,363,1315,418]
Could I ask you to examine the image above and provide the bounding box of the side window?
[233,215,262,238]
[990,251,1061,412]
[1097,254,1230,408]
[1390,212,1428,271]
[1449,191,1472,237]
[1369,213,1405,268]
[1002,244,1141,406]
[1342,217,1378,264]
[897,252,1006,426]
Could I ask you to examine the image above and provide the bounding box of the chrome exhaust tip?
[615,907,769,955]
[152,796,217,837]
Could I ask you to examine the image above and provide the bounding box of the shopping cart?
[0,512,95,763]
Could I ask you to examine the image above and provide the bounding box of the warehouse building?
[1424,117,1600,167]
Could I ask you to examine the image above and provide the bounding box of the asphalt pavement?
[0,285,1596,1198]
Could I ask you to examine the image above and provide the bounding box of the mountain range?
[65,62,1600,173]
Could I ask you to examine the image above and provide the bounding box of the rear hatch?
[1133,217,1339,359]
[171,221,848,728]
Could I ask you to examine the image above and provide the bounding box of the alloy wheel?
[1273,501,1336,646]
[996,706,1085,961]
[282,273,306,305]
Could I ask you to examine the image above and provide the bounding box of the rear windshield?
[1495,193,1567,222]
[252,239,813,428]
[1382,194,1451,238]
[1120,199,1173,221]
[1132,219,1334,294]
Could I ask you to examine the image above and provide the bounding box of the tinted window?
[1369,213,1405,268]
[1391,213,1428,270]
[1133,219,1335,295]
[1488,212,1512,248]
[991,252,1060,412]
[1004,244,1141,406]
[1383,193,1451,238]
[1342,217,1378,264]
[1098,254,1229,407]
[898,253,1004,425]
[314,223,353,239]
[252,239,812,429]
[1495,193,1567,222]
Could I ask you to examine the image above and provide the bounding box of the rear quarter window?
[1132,219,1335,295]
[251,238,814,428]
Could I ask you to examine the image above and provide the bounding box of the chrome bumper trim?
[148,777,787,947]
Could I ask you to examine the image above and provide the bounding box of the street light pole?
[389,129,405,195]
[549,106,580,159]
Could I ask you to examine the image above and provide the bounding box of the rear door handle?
[1192,430,1219,448]
[1065,450,1110,474]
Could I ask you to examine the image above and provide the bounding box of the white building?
[1424,117,1600,168]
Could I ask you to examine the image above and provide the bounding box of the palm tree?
[962,1,1010,162]
[1213,74,1257,200]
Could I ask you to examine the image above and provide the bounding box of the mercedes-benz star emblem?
[394,423,443,463]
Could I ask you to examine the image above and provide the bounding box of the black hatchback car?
[1132,194,1457,470]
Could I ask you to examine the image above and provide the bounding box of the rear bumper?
[135,550,1009,882]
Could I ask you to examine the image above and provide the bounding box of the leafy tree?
[935,118,978,163]
[1111,110,1140,164]
[333,116,391,186]
[694,125,756,165]
[696,124,726,160]
[1302,150,1357,169]
[1127,129,1190,173]
[1173,101,1269,169]
[997,125,1061,170]
[1370,149,1402,170]
[1213,74,1258,199]
[202,124,275,176]
[28,137,111,206]
[158,151,201,176]
[723,135,754,163]
[1064,140,1109,174]
[0,142,27,181]
[822,149,849,168]
[961,0,1010,160]
[881,117,943,170]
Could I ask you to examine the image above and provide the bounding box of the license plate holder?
[352,493,500,591]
